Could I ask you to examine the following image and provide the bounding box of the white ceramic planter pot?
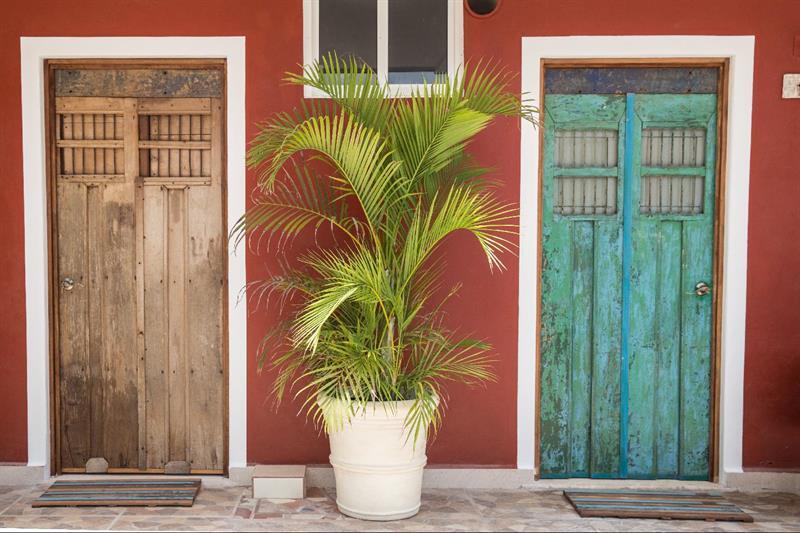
[326,399,427,521]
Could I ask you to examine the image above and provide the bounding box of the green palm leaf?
[238,53,536,443]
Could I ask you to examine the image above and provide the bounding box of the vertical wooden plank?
[539,106,572,476]
[170,115,180,177]
[680,220,713,478]
[563,177,573,214]
[655,220,681,477]
[98,99,140,468]
[138,115,150,177]
[150,116,160,177]
[167,187,188,462]
[569,221,593,475]
[679,110,717,479]
[84,114,95,174]
[115,114,125,173]
[574,177,585,214]
[72,114,84,174]
[98,180,139,468]
[180,114,190,177]
[57,182,90,469]
[94,114,105,174]
[590,218,622,477]
[86,184,104,460]
[589,109,624,478]
[190,115,201,177]
[61,115,73,174]
[186,98,225,470]
[128,99,147,471]
[159,115,169,176]
[143,185,168,469]
[201,115,211,176]
[627,214,658,478]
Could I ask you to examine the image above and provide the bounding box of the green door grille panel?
[540,93,716,480]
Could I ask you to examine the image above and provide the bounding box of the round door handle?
[61,277,75,291]
[694,281,712,296]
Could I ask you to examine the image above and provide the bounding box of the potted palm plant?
[235,55,535,521]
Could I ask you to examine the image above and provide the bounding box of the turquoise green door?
[539,92,717,480]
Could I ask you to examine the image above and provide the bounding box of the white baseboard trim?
[8,465,797,494]
[724,472,800,493]
[229,466,540,489]
[232,466,797,491]
[0,465,47,485]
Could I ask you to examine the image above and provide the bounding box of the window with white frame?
[303,0,464,97]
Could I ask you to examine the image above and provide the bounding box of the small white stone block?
[252,465,306,499]
[782,74,800,98]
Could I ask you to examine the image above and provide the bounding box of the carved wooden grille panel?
[138,101,213,185]
[555,129,618,167]
[642,128,705,167]
[554,129,619,215]
[555,176,618,215]
[640,175,704,215]
[57,113,125,182]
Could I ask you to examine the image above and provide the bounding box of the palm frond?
[232,159,359,251]
[390,83,492,184]
[243,56,534,444]
[286,53,393,133]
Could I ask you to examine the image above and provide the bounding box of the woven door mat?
[32,479,201,507]
[564,489,753,522]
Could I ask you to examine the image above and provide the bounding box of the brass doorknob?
[694,281,712,296]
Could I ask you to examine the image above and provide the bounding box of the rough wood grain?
[54,93,225,473]
[55,69,223,98]
[57,181,90,469]
[143,185,168,469]
[186,99,225,470]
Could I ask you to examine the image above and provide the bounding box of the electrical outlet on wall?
[782,74,800,99]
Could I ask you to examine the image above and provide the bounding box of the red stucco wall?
[0,0,797,470]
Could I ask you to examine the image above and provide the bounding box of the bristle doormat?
[32,479,201,507]
[564,489,753,522]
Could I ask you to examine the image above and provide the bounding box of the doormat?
[564,489,753,522]
[32,479,201,507]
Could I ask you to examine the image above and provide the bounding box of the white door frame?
[20,36,247,478]
[518,36,755,481]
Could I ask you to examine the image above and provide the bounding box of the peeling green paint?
[540,93,716,480]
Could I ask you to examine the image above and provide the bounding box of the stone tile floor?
[0,481,798,532]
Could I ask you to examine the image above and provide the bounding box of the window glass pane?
[319,0,378,71]
[554,176,618,215]
[642,128,706,167]
[388,0,448,84]
[555,129,618,168]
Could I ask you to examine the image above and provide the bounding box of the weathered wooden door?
[52,65,226,473]
[539,67,718,479]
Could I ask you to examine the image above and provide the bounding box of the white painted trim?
[8,464,796,493]
[724,472,800,493]
[234,465,728,491]
[0,465,48,486]
[518,36,755,478]
[302,0,464,98]
[20,36,248,479]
